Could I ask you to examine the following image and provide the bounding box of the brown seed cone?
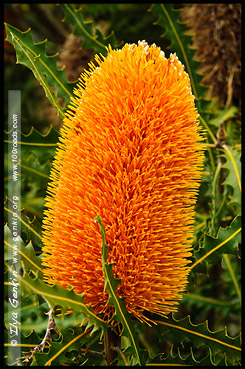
[57,34,93,82]
[41,35,94,130]
[180,4,241,107]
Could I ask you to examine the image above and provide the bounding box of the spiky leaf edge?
[5,23,76,119]
[59,4,118,56]
[149,2,216,180]
[191,215,241,272]
[95,215,145,366]
[153,313,241,364]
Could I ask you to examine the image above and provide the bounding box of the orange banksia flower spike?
[42,40,205,324]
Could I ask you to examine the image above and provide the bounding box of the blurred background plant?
[4,3,241,366]
[180,3,241,107]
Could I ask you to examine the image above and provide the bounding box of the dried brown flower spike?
[181,4,241,106]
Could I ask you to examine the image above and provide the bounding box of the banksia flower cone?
[42,41,205,323]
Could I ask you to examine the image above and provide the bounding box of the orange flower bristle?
[42,41,205,324]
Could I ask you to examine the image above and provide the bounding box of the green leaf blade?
[192,215,241,271]
[149,4,216,144]
[15,270,109,336]
[147,345,225,366]
[95,215,145,366]
[59,4,118,56]
[4,126,59,164]
[154,313,241,365]
[4,225,43,276]
[5,23,76,119]
[220,146,241,212]
[149,3,207,101]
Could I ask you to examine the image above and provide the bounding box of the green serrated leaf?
[149,4,207,100]
[8,265,109,337]
[220,145,241,212]
[95,215,145,366]
[191,215,241,271]
[4,324,44,366]
[32,328,91,366]
[59,4,118,56]
[4,126,59,219]
[147,345,225,366]
[149,3,216,145]
[154,313,241,364]
[4,326,43,350]
[5,23,76,119]
[4,126,59,165]
[4,225,43,276]
[4,200,44,249]
[5,325,86,366]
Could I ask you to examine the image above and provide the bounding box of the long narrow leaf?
[220,145,241,212]
[95,215,145,366]
[4,126,59,164]
[5,23,76,119]
[154,313,241,364]
[149,4,205,100]
[59,4,118,55]
[147,345,227,366]
[182,293,239,315]
[33,329,93,366]
[191,215,241,271]
[149,3,215,144]
[4,205,43,249]
[9,266,109,336]
[4,227,43,276]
